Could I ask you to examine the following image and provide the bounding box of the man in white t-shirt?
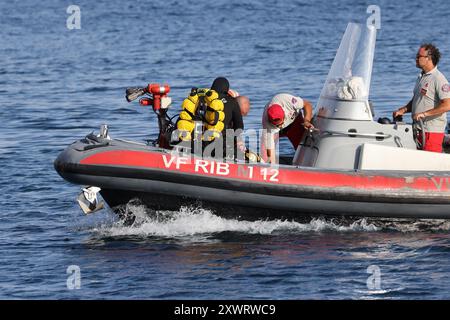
[393,44,450,152]
[261,93,314,163]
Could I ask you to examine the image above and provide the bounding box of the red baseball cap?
[267,104,285,125]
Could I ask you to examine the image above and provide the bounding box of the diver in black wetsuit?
[210,77,244,159]
[211,77,244,131]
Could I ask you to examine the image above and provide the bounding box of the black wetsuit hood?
[211,77,230,95]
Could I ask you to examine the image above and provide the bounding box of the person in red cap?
[261,93,314,163]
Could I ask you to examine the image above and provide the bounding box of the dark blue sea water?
[1,0,450,300]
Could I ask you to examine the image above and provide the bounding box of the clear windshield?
[319,23,376,101]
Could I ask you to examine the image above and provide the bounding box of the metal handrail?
[320,130,392,139]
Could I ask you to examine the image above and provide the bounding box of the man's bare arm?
[302,99,314,129]
[393,99,413,118]
[414,98,450,121]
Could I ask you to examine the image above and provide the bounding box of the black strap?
[183,108,196,120]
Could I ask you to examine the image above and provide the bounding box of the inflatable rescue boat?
[54,23,450,220]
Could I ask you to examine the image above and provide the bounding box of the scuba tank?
[176,88,225,142]
[203,89,225,141]
[177,88,201,141]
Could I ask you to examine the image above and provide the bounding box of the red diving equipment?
[139,83,171,111]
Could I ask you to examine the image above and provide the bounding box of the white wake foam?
[92,204,381,238]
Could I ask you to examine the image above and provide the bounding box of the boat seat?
[358,143,450,171]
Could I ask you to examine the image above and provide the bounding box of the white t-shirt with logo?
[412,67,450,132]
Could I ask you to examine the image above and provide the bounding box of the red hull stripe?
[80,150,450,192]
